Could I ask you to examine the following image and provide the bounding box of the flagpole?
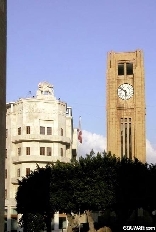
[77,116,82,160]
[77,117,82,231]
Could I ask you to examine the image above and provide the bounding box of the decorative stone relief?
[36,82,54,96]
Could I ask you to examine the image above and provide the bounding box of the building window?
[59,217,67,229]
[18,127,21,135]
[26,168,30,176]
[120,118,132,159]
[26,126,30,134]
[5,169,7,179]
[5,190,7,199]
[118,62,133,76]
[40,126,45,135]
[47,127,52,135]
[5,149,7,158]
[61,128,63,136]
[125,122,127,157]
[47,147,51,156]
[6,129,8,138]
[61,148,63,157]
[121,122,123,158]
[18,147,21,156]
[129,122,132,159]
[17,168,20,177]
[26,147,30,155]
[4,208,7,215]
[118,63,124,75]
[126,63,133,75]
[40,147,45,155]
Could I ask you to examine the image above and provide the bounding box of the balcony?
[12,134,71,144]
[12,155,71,164]
[5,198,16,207]
[11,177,19,185]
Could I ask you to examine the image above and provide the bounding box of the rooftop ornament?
[37,82,54,96]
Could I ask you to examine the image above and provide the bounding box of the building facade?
[5,82,78,231]
[106,50,146,163]
[0,0,7,231]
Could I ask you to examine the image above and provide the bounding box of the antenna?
[26,91,32,98]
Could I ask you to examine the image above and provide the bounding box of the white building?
[5,82,78,231]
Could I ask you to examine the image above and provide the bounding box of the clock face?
[118,83,134,100]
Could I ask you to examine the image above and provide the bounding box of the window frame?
[18,147,21,156]
[47,147,52,156]
[47,127,52,135]
[26,168,30,176]
[5,169,7,179]
[40,126,45,135]
[126,62,133,75]
[18,127,21,135]
[118,62,133,76]
[26,147,30,155]
[26,126,30,134]
[118,63,124,76]
[17,168,20,177]
[40,147,45,156]
[61,148,63,157]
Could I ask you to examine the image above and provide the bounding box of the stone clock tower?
[106,50,146,163]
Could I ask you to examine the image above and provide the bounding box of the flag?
[78,116,82,143]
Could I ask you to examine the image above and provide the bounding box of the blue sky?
[7,0,156,159]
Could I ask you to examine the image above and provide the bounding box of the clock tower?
[106,50,146,163]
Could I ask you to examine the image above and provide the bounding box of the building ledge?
[5,198,16,206]
[11,178,19,185]
[12,155,71,164]
[12,134,71,144]
[117,104,134,110]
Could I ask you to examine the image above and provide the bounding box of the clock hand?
[119,87,125,92]
[120,87,126,95]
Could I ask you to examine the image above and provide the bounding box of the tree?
[18,213,45,232]
[16,152,156,231]
[114,157,150,227]
[50,152,117,232]
[147,164,156,210]
[16,165,53,232]
[50,161,79,232]
[73,152,117,232]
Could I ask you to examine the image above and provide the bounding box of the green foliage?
[115,158,149,210]
[16,165,52,231]
[146,163,156,210]
[16,151,156,230]
[72,152,118,211]
[49,152,118,214]
[16,165,52,214]
[19,213,45,232]
[50,161,78,213]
